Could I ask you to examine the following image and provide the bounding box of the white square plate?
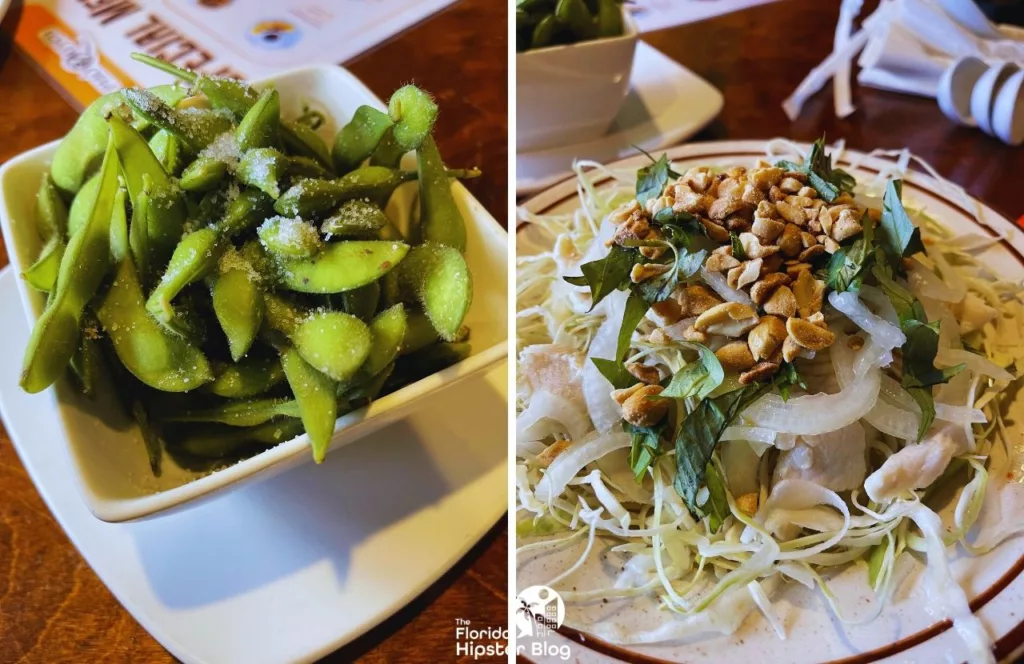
[0,64,508,522]
[0,265,507,664]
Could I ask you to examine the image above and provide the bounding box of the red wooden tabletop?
[0,1,508,662]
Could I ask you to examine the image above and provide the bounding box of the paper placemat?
[13,0,457,109]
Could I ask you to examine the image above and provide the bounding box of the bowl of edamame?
[516,0,638,151]
[0,61,508,522]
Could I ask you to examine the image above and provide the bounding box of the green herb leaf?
[825,213,874,292]
[660,342,723,401]
[871,256,927,324]
[627,421,664,482]
[703,461,730,533]
[905,385,937,442]
[563,244,637,311]
[617,291,650,360]
[730,233,747,261]
[673,383,772,512]
[776,137,854,203]
[878,180,925,263]
[636,154,679,206]
[652,207,702,245]
[773,362,806,401]
[634,248,706,305]
[592,357,636,389]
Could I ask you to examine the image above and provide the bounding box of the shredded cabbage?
[516,147,1024,661]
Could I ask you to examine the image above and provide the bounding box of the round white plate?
[516,42,723,197]
[517,140,1024,664]
[0,267,507,664]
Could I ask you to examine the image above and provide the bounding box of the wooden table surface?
[0,1,507,663]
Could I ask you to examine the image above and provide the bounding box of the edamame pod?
[531,14,558,48]
[400,310,441,355]
[130,54,259,120]
[67,174,101,238]
[97,252,214,392]
[207,357,285,398]
[180,156,229,192]
[35,174,68,241]
[236,88,280,152]
[320,199,388,238]
[177,419,304,458]
[147,227,223,323]
[332,105,392,174]
[280,347,337,463]
[340,281,380,321]
[109,184,129,263]
[555,0,597,39]
[360,304,406,379]
[149,130,185,176]
[387,85,438,152]
[369,128,406,168]
[107,114,171,202]
[21,138,119,394]
[212,250,265,361]
[596,0,624,37]
[395,243,472,342]
[277,240,408,294]
[68,319,104,398]
[165,396,301,426]
[257,216,322,259]
[23,237,65,293]
[122,88,233,153]
[236,148,286,198]
[274,167,412,217]
[282,119,333,171]
[415,135,467,252]
[291,311,372,382]
[50,92,123,196]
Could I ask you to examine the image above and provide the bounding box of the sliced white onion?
[582,290,628,432]
[828,290,905,350]
[926,243,967,304]
[858,285,899,325]
[701,267,752,305]
[753,479,851,560]
[909,262,961,303]
[739,368,880,435]
[515,390,591,443]
[936,348,1014,382]
[721,426,777,445]
[534,430,631,503]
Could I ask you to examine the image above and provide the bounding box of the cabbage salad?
[515,139,1024,662]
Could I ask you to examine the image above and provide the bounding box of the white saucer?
[0,268,507,664]
[516,41,723,196]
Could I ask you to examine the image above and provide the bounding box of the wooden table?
[638,0,1023,220]
[0,1,507,662]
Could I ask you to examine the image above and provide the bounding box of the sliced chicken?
[864,423,967,503]
[773,421,866,492]
[518,344,586,405]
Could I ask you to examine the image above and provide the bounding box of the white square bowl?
[516,8,639,151]
[0,65,508,523]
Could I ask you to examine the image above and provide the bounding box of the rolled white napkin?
[784,0,1024,120]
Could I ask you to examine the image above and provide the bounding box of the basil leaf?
[878,180,925,263]
[673,383,772,512]
[826,212,875,293]
[634,248,706,305]
[660,342,723,401]
[773,362,806,401]
[872,257,927,324]
[617,291,650,360]
[636,154,678,206]
[627,421,664,482]
[703,461,730,533]
[564,244,637,311]
[730,233,747,261]
[591,357,636,390]
[775,137,853,203]
[905,385,937,443]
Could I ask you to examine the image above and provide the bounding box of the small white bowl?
[516,8,639,152]
[970,60,1020,136]
[937,55,989,126]
[0,65,509,522]
[992,68,1024,146]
